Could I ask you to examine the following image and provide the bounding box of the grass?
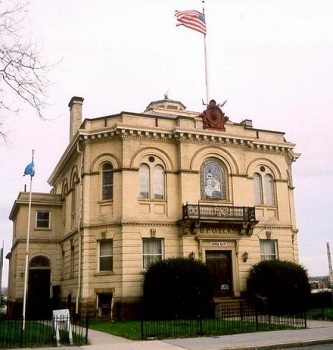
[89,320,141,340]
[0,319,87,349]
[307,307,333,321]
[88,318,298,341]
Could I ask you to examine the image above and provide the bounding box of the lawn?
[89,320,141,340]
[307,307,333,321]
[88,318,297,341]
[0,319,87,349]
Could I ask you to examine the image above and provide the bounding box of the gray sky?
[1,0,333,287]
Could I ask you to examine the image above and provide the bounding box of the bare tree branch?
[0,0,53,140]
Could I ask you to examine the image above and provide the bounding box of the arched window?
[71,173,78,214]
[139,164,150,199]
[201,158,227,200]
[252,167,275,206]
[265,174,275,205]
[139,157,165,200]
[62,182,68,225]
[154,165,164,199]
[253,173,263,205]
[102,163,113,200]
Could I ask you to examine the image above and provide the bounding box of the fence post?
[240,301,243,322]
[197,315,203,336]
[20,317,24,348]
[255,308,259,331]
[140,318,144,340]
[85,313,89,345]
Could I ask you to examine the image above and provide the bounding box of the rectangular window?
[142,238,163,269]
[99,240,113,272]
[36,211,50,228]
[260,239,277,261]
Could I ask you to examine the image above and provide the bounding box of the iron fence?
[140,303,307,340]
[0,316,88,349]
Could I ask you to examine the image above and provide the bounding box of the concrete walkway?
[20,320,333,350]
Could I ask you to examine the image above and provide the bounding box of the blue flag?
[24,161,35,177]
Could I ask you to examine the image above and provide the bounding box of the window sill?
[98,200,113,206]
[255,204,277,208]
[95,271,114,276]
[198,199,231,204]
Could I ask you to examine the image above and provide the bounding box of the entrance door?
[27,256,51,320]
[27,269,51,319]
[206,250,233,298]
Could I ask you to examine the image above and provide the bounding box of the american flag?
[175,10,206,35]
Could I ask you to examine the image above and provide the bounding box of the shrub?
[248,260,311,314]
[143,257,214,319]
[309,291,333,309]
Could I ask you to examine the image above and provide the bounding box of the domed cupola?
[144,94,186,113]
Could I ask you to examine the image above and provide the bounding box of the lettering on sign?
[199,227,237,235]
[210,242,227,247]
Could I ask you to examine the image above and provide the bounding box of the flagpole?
[203,1,209,103]
[22,150,34,330]
[204,34,209,103]
[0,241,3,310]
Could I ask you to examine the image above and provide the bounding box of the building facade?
[6,96,300,319]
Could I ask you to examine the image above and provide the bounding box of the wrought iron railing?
[0,316,88,348]
[182,203,256,222]
[140,303,307,340]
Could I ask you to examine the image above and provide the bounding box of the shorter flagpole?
[22,150,35,330]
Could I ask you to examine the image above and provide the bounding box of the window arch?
[29,256,50,268]
[102,162,113,200]
[139,156,165,200]
[200,158,227,200]
[253,167,275,205]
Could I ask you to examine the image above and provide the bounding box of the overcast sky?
[1,0,333,287]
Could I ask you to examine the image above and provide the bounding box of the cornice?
[255,223,293,230]
[48,134,80,186]
[78,124,296,156]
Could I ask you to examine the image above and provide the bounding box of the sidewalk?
[20,320,333,350]
[84,320,333,350]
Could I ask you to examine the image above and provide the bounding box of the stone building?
[6,96,300,319]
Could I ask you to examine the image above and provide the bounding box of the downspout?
[75,140,84,315]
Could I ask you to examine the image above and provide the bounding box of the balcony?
[181,203,258,235]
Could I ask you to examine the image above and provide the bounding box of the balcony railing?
[181,203,257,235]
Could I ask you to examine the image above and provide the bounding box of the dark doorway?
[27,256,51,319]
[206,250,233,298]
[98,293,113,318]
